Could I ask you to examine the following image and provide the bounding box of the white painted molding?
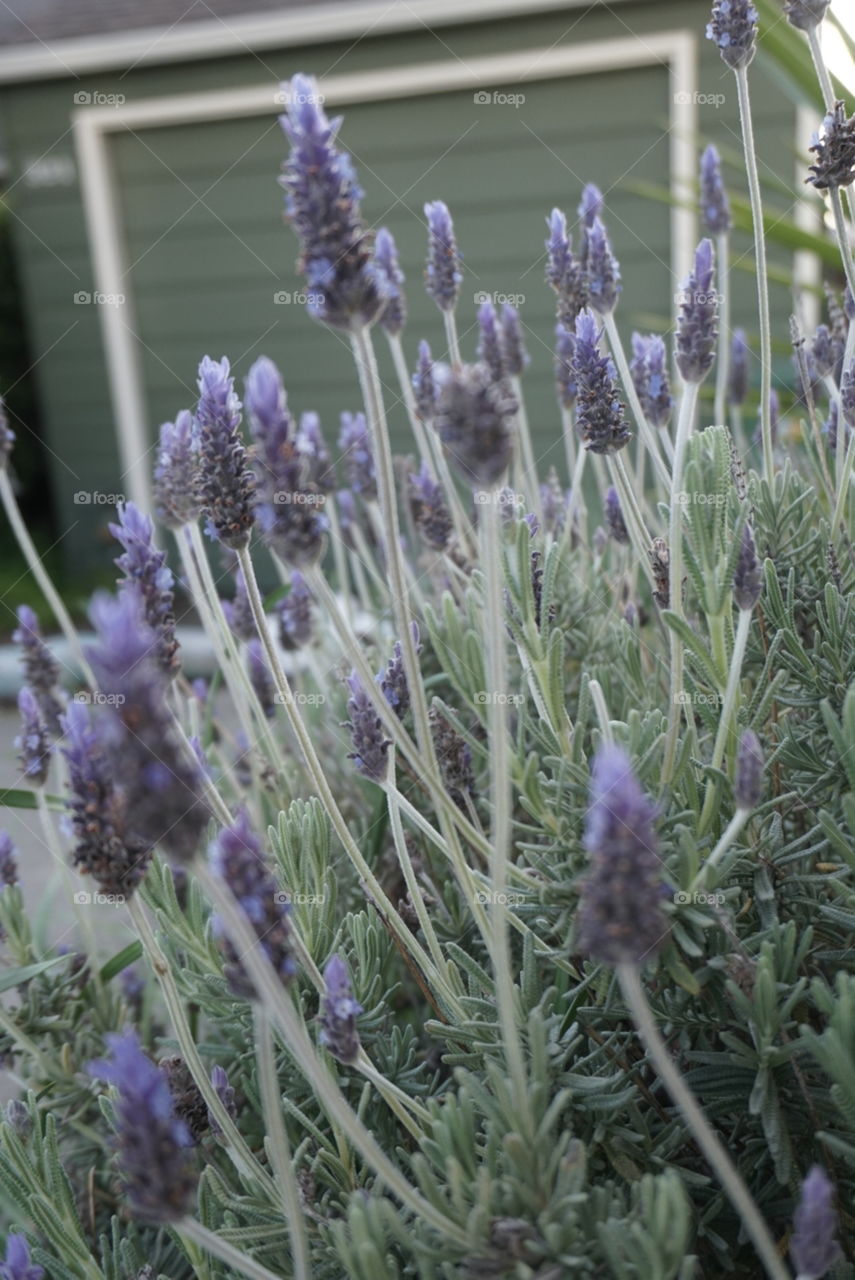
[72,34,699,508]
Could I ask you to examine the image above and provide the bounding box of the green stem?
[510,374,543,524]
[714,231,731,430]
[698,607,753,837]
[617,964,790,1280]
[179,1218,284,1280]
[443,310,462,369]
[807,24,836,110]
[603,313,670,492]
[829,187,855,305]
[691,809,750,893]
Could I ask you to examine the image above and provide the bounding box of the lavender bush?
[0,5,853,1277]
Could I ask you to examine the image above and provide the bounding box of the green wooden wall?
[0,0,802,571]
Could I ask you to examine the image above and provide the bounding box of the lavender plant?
[0,11,854,1279]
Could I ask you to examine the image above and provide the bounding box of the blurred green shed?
[0,0,817,568]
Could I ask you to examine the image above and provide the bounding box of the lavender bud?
[554,323,577,408]
[576,744,667,966]
[279,75,383,328]
[728,329,750,406]
[13,606,64,732]
[500,304,529,376]
[675,239,719,384]
[318,953,362,1064]
[546,209,588,325]
[110,503,180,679]
[0,832,18,887]
[88,1031,197,1222]
[336,488,357,548]
[572,311,630,455]
[339,411,376,500]
[277,571,313,651]
[16,688,50,787]
[379,623,420,718]
[0,397,16,467]
[604,486,630,545]
[824,401,848,455]
[247,640,275,720]
[208,1064,238,1136]
[345,671,390,782]
[195,356,254,550]
[159,1055,209,1143]
[790,1165,841,1279]
[4,1100,31,1139]
[477,300,506,382]
[424,200,462,312]
[735,729,763,810]
[810,324,837,377]
[578,182,604,229]
[785,0,831,27]
[630,333,673,429]
[699,144,731,235]
[413,340,439,423]
[408,462,453,551]
[153,411,199,529]
[585,218,621,314]
[807,101,855,190]
[706,0,758,69]
[650,537,670,608]
[373,227,407,336]
[733,522,762,610]
[434,362,517,488]
[209,809,297,998]
[841,361,855,430]
[297,411,335,491]
[0,1234,43,1280]
[430,705,475,808]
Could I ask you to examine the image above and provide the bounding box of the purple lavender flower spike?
[277,571,313,651]
[841,361,855,430]
[16,688,50,787]
[630,333,673,429]
[345,671,390,782]
[318,953,362,1064]
[554,324,577,409]
[413,340,439,423]
[675,239,719,384]
[195,356,255,550]
[13,606,64,733]
[408,462,453,551]
[374,227,407,336]
[790,1165,841,1280]
[546,209,588,326]
[477,300,506,382]
[247,639,275,720]
[209,809,297,997]
[0,397,16,467]
[430,705,475,807]
[810,324,837,377]
[208,1064,238,1136]
[0,831,18,887]
[0,1234,44,1280]
[728,329,749,407]
[604,486,630,545]
[379,622,421,719]
[785,0,830,27]
[434,362,517,488]
[572,311,630,455]
[297,411,335,491]
[807,101,855,190]
[579,183,604,229]
[706,0,758,69]
[110,502,180,679]
[500,304,529,376]
[585,218,621,315]
[699,144,731,236]
[576,744,667,966]
[86,589,210,864]
[339,411,376,500]
[87,1030,197,1222]
[735,729,763,810]
[424,200,462,312]
[61,699,152,898]
[279,74,384,328]
[733,522,762,610]
[153,410,199,530]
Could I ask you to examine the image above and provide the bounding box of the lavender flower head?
[13,606,64,732]
[374,227,407,336]
[345,671,390,782]
[87,1031,197,1222]
[675,239,719,384]
[733,522,761,610]
[630,333,673,429]
[477,300,506,382]
[413,340,439,423]
[279,74,384,328]
[424,200,462,312]
[379,622,421,719]
[572,311,630,455]
[339,411,376,500]
[706,0,758,69]
[277,571,313,651]
[546,209,588,325]
[0,831,18,887]
[841,360,855,431]
[807,101,855,190]
[729,329,749,406]
[604,486,629,545]
[434,362,517,488]
[0,397,15,467]
[318,953,363,1064]
[297,411,335,491]
[500,304,529,376]
[784,0,830,28]
[585,218,621,314]
[699,144,731,235]
[576,744,667,965]
[110,502,180,678]
[15,688,50,787]
[209,809,297,998]
[408,462,452,551]
[554,324,577,409]
[735,729,763,810]
[153,411,199,529]
[195,356,255,550]
[0,1235,44,1280]
[810,324,837,378]
[579,182,604,229]
[430,704,475,808]
[790,1166,841,1280]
